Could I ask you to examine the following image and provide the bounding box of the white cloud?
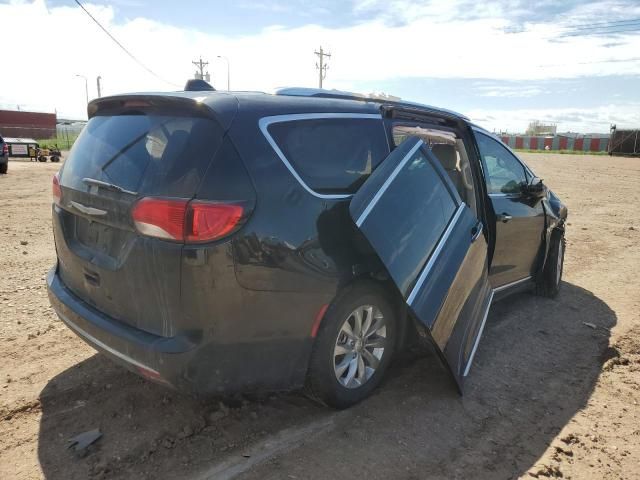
[468,103,640,133]
[1,0,639,130]
[474,85,548,98]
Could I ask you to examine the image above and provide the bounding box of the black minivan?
[48,88,567,408]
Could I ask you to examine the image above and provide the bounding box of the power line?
[564,17,640,31]
[537,55,640,69]
[577,56,640,65]
[73,0,181,88]
[561,21,640,37]
[505,17,640,37]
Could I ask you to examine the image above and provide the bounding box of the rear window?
[266,118,388,194]
[60,114,223,196]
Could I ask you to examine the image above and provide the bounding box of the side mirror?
[523,176,546,198]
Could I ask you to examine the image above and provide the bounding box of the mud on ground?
[1,153,639,479]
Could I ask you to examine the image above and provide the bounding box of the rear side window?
[60,114,223,196]
[266,117,388,194]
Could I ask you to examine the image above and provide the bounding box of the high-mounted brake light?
[122,100,151,108]
[52,173,62,206]
[131,197,245,243]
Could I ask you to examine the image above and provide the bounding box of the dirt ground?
[1,152,639,480]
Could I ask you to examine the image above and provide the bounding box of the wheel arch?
[310,272,408,355]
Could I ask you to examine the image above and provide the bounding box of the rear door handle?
[471,222,483,242]
[497,213,512,223]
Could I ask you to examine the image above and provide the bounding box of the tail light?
[131,198,187,241]
[2,144,8,155]
[131,197,245,243]
[185,201,244,243]
[52,173,62,206]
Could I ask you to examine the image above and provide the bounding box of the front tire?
[536,230,565,298]
[305,281,397,409]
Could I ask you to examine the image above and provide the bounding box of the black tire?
[305,281,397,409]
[536,230,565,298]
[38,156,47,163]
[51,155,60,163]
[0,162,7,174]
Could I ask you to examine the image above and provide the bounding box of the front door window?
[475,133,528,195]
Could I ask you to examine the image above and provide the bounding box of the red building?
[0,109,57,139]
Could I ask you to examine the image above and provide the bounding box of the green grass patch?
[35,133,79,150]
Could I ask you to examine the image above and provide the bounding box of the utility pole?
[75,74,89,106]
[217,56,230,91]
[192,57,210,82]
[96,76,102,98]
[314,46,331,89]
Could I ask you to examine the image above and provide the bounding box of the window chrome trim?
[258,113,384,200]
[463,290,494,377]
[462,275,532,377]
[355,139,423,227]
[493,275,532,293]
[488,192,521,198]
[407,202,467,306]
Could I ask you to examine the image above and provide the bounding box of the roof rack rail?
[273,87,468,121]
[274,87,397,101]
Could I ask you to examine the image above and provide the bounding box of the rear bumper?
[47,266,198,389]
[46,265,313,394]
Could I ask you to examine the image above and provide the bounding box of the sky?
[1,0,640,133]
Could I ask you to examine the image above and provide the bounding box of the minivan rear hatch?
[54,96,226,337]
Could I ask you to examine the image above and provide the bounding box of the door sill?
[493,276,532,293]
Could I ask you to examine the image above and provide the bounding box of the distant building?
[526,120,557,136]
[0,109,56,139]
[500,132,609,152]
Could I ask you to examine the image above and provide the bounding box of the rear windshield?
[60,114,222,196]
[267,118,388,194]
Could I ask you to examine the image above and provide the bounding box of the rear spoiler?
[87,94,219,121]
[87,92,240,131]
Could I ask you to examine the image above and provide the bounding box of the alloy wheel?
[333,305,387,389]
